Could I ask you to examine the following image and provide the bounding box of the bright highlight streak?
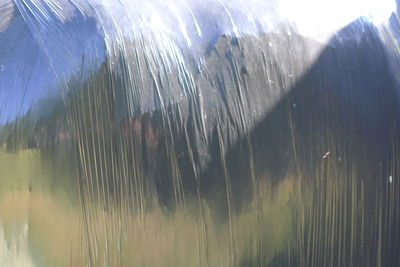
[279,0,397,41]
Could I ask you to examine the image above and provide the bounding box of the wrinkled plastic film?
[1,0,400,266]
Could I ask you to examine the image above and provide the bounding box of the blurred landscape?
[1,1,400,266]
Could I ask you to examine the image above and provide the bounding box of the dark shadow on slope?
[227,17,400,267]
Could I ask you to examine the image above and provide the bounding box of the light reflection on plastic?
[279,0,396,41]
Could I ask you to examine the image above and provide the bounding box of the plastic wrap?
[1,0,400,266]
